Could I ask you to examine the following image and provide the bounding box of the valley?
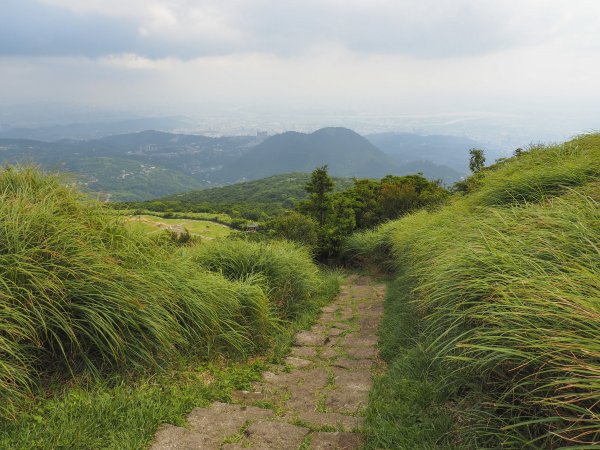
[0,127,477,200]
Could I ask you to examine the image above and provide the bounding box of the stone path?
[150,274,385,450]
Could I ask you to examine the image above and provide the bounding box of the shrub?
[267,211,319,249]
[187,238,322,318]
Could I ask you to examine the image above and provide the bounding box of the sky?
[1,0,600,141]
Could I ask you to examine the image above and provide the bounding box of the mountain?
[224,127,403,181]
[63,157,205,202]
[0,116,192,141]
[398,160,465,185]
[95,130,258,177]
[366,132,485,173]
[0,128,483,200]
[0,131,259,200]
[163,172,354,207]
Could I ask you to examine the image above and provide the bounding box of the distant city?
[1,102,594,154]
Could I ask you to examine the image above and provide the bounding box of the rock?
[311,431,364,449]
[290,346,317,358]
[324,388,369,413]
[295,331,329,346]
[292,411,364,430]
[333,358,372,370]
[150,403,273,449]
[328,327,345,337]
[322,304,338,313]
[285,356,313,368]
[232,390,265,403]
[242,421,309,449]
[333,368,372,392]
[150,424,189,450]
[345,346,377,360]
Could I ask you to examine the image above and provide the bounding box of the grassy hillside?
[0,166,337,447]
[126,215,233,239]
[344,134,600,447]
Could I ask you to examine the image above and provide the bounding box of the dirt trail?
[150,274,385,450]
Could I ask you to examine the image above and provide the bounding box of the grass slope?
[126,215,232,239]
[0,166,338,449]
[346,134,600,448]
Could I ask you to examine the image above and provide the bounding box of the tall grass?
[340,220,402,271]
[364,275,470,449]
[0,167,328,420]
[187,238,323,318]
[468,134,600,207]
[350,135,600,447]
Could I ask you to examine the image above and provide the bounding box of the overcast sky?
[1,0,600,137]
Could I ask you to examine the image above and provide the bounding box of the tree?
[320,195,356,258]
[469,148,486,173]
[304,165,334,226]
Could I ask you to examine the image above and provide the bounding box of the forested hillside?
[0,128,480,200]
[0,132,258,200]
[224,127,402,180]
[343,134,600,448]
[161,172,353,206]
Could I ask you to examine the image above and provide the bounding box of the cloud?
[0,0,139,57]
[1,0,600,142]
[99,53,176,70]
[5,0,600,60]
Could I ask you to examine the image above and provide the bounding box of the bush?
[267,211,319,249]
[187,238,323,318]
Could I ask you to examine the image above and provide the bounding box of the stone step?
[149,275,386,450]
[150,403,273,450]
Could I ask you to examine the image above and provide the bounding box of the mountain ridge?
[0,127,479,199]
[225,127,403,181]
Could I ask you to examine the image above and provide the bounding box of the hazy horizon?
[2,0,600,147]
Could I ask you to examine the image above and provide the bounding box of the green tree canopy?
[304,165,334,226]
[469,148,486,173]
